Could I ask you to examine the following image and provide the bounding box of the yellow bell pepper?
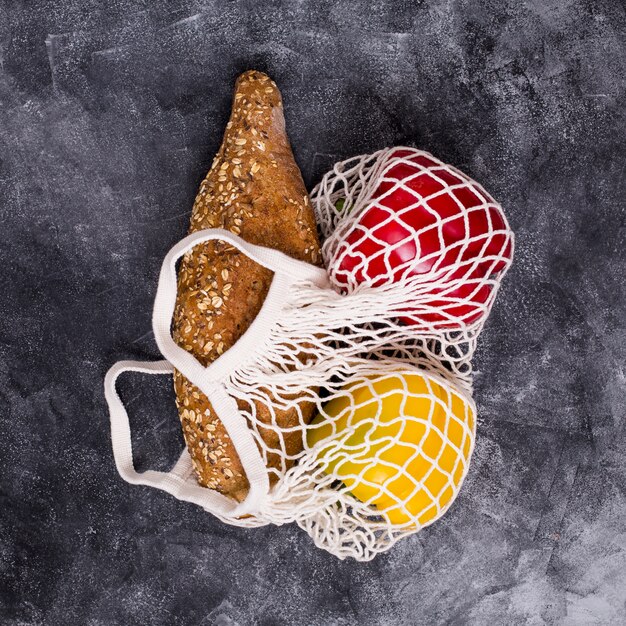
[307,372,475,527]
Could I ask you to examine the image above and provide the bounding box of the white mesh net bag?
[105,147,514,561]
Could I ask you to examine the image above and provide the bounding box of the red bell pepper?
[330,148,513,327]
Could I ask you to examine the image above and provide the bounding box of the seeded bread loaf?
[172,70,321,502]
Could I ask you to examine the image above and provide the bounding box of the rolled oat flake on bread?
[172,70,322,502]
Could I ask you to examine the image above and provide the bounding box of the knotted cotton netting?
[105,147,514,561]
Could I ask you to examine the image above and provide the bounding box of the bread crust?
[172,71,321,501]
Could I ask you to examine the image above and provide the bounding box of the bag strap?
[105,228,329,518]
[152,229,328,385]
[105,359,242,515]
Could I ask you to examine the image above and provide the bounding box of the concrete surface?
[1,1,625,624]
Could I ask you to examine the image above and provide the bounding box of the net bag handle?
[104,229,329,518]
[104,359,245,515]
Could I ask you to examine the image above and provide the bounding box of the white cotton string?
[104,148,513,561]
[104,360,244,517]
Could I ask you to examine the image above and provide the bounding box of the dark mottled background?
[1,0,625,624]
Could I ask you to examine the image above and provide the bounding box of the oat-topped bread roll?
[172,70,321,501]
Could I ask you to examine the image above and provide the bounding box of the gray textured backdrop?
[1,1,626,624]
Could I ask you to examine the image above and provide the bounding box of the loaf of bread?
[172,70,321,502]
